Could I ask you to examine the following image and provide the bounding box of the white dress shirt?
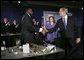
[64,15,68,26]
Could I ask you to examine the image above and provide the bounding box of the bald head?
[3,18,8,23]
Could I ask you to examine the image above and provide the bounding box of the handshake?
[39,26,48,35]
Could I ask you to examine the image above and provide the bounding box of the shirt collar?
[65,15,68,19]
[62,15,68,19]
[26,12,31,17]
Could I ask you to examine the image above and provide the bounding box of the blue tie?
[63,18,66,29]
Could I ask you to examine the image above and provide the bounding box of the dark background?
[1,1,83,59]
[1,1,83,29]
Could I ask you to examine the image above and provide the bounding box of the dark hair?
[25,8,32,12]
[49,16,55,23]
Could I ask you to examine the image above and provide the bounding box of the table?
[1,44,65,59]
[1,33,21,36]
[1,33,21,47]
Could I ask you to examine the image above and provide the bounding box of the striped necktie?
[63,18,67,29]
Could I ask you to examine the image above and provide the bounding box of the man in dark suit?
[1,18,10,34]
[21,8,35,45]
[1,18,11,47]
[10,20,19,33]
[43,7,81,59]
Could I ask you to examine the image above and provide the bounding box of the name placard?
[23,43,30,53]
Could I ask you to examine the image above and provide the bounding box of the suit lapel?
[67,16,70,29]
[62,16,70,30]
[61,18,65,30]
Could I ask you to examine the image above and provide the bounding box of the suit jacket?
[21,13,35,44]
[48,16,80,39]
[1,22,10,34]
[10,24,18,33]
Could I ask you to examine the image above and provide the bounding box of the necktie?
[63,18,67,29]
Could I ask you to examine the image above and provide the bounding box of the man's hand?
[39,28,43,32]
[39,26,48,35]
[42,26,48,32]
[33,19,36,25]
[76,38,81,44]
